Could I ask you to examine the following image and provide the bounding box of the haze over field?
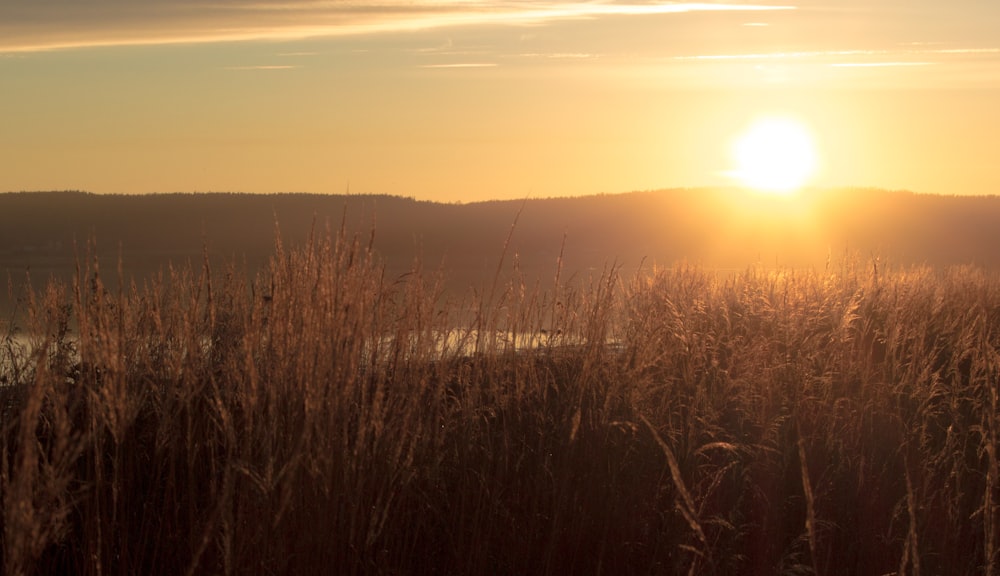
[2,188,999,318]
[3,1,1000,200]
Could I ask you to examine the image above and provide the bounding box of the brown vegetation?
[1,222,999,575]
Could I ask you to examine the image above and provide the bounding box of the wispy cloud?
[0,1,795,53]
[419,62,498,68]
[675,49,890,61]
[674,46,999,64]
[830,62,931,68]
[933,48,1000,55]
[516,52,595,59]
[660,42,1000,88]
[224,65,303,70]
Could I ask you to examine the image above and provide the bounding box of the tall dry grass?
[1,226,998,575]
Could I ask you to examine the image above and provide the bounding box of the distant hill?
[2,188,1000,316]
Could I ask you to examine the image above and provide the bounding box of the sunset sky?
[2,1,999,202]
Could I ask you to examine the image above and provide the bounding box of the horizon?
[0,185,993,203]
[2,1,1000,202]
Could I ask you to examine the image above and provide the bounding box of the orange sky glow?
[2,1,999,201]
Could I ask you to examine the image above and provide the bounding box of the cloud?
[675,49,878,61]
[418,63,499,68]
[0,1,795,53]
[829,62,931,68]
[516,52,595,59]
[673,46,999,64]
[224,65,303,70]
[662,43,1000,88]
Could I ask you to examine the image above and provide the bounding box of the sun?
[729,116,818,195]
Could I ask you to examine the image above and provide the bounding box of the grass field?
[1,227,998,575]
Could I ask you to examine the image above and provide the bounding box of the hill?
[2,188,999,315]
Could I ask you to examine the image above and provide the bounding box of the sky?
[2,0,999,202]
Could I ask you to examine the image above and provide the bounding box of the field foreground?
[1,230,999,575]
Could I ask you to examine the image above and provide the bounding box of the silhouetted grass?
[1,226,998,575]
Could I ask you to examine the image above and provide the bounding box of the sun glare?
[729,116,818,195]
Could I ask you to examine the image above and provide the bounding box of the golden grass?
[1,227,999,575]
